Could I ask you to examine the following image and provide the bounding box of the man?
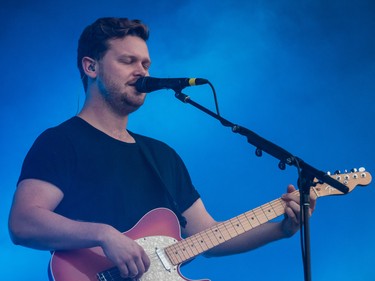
[8,17,315,280]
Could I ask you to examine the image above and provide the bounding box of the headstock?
[312,168,372,198]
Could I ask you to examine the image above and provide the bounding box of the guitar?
[49,168,372,281]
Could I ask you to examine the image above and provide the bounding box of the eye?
[120,58,133,65]
[143,63,151,70]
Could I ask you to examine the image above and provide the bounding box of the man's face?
[95,35,151,115]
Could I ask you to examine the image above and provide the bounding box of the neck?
[78,99,135,143]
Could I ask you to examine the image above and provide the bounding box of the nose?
[134,62,149,77]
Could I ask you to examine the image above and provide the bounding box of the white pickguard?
[136,236,186,281]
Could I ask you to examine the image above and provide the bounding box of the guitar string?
[98,253,163,279]
[178,187,319,260]
[99,253,170,281]
[165,196,290,264]
[134,192,296,266]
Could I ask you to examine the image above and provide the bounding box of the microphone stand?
[173,90,349,281]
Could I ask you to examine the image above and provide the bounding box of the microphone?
[134,76,209,93]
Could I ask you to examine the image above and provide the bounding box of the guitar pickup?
[156,247,172,272]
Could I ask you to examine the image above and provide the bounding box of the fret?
[261,203,277,220]
[198,230,219,248]
[271,199,286,216]
[164,246,179,265]
[166,243,187,264]
[210,225,228,243]
[182,239,200,256]
[244,209,261,228]
[166,231,213,264]
[187,234,206,253]
[226,217,245,236]
[253,207,269,224]
[216,220,235,239]
[178,236,204,259]
[237,213,252,231]
[178,241,195,260]
[193,233,210,252]
[173,241,191,261]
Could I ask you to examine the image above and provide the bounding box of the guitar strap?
[131,133,187,228]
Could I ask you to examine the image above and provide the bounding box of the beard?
[97,73,146,116]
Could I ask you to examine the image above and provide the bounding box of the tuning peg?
[327,171,331,175]
[255,148,262,157]
[278,161,286,170]
[334,170,341,175]
[359,167,366,172]
[351,168,358,173]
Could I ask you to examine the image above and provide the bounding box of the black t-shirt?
[18,117,200,231]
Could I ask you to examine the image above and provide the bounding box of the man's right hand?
[100,227,151,280]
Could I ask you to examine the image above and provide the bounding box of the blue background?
[1,0,374,280]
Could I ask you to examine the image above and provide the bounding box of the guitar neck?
[165,190,302,265]
[164,169,371,265]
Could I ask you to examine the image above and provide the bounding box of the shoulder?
[47,117,85,135]
[36,117,90,144]
[37,117,79,138]
[25,117,82,161]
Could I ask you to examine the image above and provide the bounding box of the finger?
[282,191,300,204]
[286,201,301,223]
[134,249,151,279]
[287,184,296,193]
[133,256,146,279]
[309,194,317,213]
[142,250,151,272]
[125,260,139,279]
[117,263,130,279]
[284,207,295,223]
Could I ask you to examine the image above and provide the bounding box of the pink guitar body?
[49,208,209,281]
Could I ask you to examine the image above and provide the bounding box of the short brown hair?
[77,17,149,91]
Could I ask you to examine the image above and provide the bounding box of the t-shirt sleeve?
[18,128,75,191]
[171,150,201,213]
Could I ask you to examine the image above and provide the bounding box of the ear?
[82,57,97,78]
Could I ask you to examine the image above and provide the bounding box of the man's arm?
[181,184,315,257]
[8,179,150,279]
